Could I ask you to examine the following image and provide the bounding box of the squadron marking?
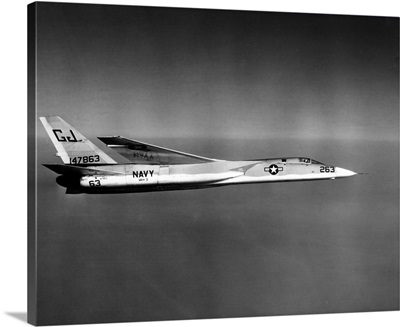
[53,129,81,142]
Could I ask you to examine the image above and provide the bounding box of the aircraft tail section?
[40,116,117,165]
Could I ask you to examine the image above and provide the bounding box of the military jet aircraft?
[40,116,357,194]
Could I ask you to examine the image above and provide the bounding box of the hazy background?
[34,3,398,325]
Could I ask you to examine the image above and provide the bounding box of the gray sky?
[36,4,398,142]
[33,3,399,325]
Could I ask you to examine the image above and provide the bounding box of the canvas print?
[28,2,399,326]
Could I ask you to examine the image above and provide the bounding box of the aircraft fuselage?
[55,157,356,194]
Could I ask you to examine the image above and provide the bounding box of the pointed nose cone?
[335,167,357,178]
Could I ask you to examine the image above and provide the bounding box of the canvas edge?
[27,2,38,326]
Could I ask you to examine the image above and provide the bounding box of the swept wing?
[98,136,219,165]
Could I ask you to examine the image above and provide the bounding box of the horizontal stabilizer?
[98,136,219,165]
[43,164,124,176]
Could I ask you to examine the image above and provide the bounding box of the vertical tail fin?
[40,116,117,165]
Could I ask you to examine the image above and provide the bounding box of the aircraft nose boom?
[335,167,357,178]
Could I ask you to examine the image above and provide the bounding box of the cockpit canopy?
[280,157,325,165]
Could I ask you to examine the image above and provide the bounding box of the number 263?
[320,166,335,173]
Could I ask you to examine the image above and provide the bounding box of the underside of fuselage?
[59,178,222,194]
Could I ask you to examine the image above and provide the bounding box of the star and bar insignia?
[268,164,283,175]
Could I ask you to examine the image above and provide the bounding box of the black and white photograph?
[4,1,400,327]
